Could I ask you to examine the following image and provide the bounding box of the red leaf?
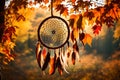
[84,11,94,20]
[104,16,114,28]
[92,24,102,35]
[79,32,85,41]
[55,4,68,16]
[4,27,16,38]
[72,0,76,3]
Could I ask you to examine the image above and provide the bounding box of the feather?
[36,42,41,59]
[41,48,47,68]
[49,54,56,75]
[67,52,70,58]
[42,52,50,71]
[37,50,42,68]
[60,50,69,74]
[42,48,47,60]
[56,57,63,75]
[72,51,76,65]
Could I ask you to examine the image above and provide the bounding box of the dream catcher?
[36,0,80,75]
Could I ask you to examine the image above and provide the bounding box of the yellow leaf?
[82,33,92,46]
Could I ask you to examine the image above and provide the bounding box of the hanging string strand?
[51,0,53,16]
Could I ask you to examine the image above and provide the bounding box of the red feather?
[49,54,56,75]
[42,48,47,60]
[42,52,50,71]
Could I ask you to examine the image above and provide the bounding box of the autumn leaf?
[71,30,75,43]
[73,28,79,40]
[55,4,68,16]
[82,33,92,46]
[35,0,43,3]
[2,33,11,43]
[43,0,49,4]
[71,51,76,65]
[71,0,76,4]
[69,19,74,27]
[73,41,79,53]
[55,4,63,12]
[79,32,85,41]
[62,8,69,17]
[84,11,94,20]
[104,16,114,28]
[16,15,25,21]
[92,24,102,35]
[77,14,83,29]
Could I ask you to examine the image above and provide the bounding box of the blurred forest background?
[0,0,120,80]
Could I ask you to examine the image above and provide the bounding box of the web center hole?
[52,30,56,34]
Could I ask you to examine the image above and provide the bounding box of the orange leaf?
[73,28,79,40]
[62,8,69,17]
[44,0,49,4]
[16,15,25,21]
[72,0,76,3]
[82,33,92,46]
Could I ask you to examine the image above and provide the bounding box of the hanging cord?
[51,0,53,16]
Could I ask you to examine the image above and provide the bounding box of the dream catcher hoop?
[38,16,70,49]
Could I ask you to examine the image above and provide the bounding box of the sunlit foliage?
[0,0,120,74]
